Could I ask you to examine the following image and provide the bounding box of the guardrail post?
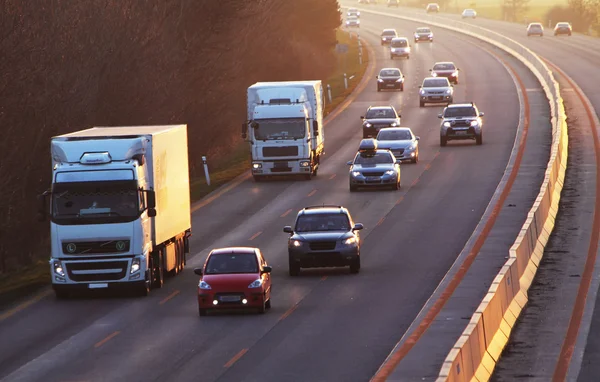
[359,50,363,65]
[344,73,348,89]
[327,84,332,103]
[202,156,210,186]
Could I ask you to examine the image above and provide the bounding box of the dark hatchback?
[284,206,363,276]
[361,106,401,138]
[376,68,405,92]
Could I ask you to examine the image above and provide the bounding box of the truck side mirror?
[313,120,319,136]
[241,123,247,139]
[148,208,157,217]
[36,193,47,222]
[251,121,259,129]
[146,190,156,209]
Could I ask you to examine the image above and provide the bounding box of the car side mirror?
[262,266,272,273]
[146,190,156,209]
[283,226,293,234]
[376,75,379,79]
[429,69,432,71]
[346,161,353,165]
[360,116,365,119]
[353,223,364,231]
[241,123,247,139]
[148,208,157,217]
[313,120,319,136]
[416,136,420,140]
[193,268,203,276]
[479,112,484,117]
[438,114,443,118]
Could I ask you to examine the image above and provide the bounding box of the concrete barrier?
[348,5,568,381]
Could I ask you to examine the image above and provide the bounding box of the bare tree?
[502,0,531,22]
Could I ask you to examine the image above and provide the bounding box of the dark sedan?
[430,61,460,84]
[377,67,405,92]
[361,106,401,138]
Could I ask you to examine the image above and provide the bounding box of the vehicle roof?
[382,29,397,33]
[528,22,543,26]
[377,127,413,133]
[298,205,348,215]
[416,27,431,30]
[556,22,570,25]
[447,103,476,108]
[423,76,449,81]
[379,67,402,72]
[367,105,396,110]
[348,8,358,10]
[356,149,393,155]
[210,247,258,255]
[391,37,408,41]
[433,61,456,66]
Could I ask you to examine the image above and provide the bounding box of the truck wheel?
[199,307,207,317]
[440,136,447,146]
[349,257,361,274]
[136,280,150,297]
[152,251,164,289]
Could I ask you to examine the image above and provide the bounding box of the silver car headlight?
[445,89,452,94]
[470,120,479,126]
[352,171,361,177]
[384,170,395,175]
[252,162,262,169]
[443,122,451,127]
[431,72,438,77]
[420,90,426,95]
[396,78,403,82]
[378,79,384,82]
[452,71,459,76]
[390,122,398,127]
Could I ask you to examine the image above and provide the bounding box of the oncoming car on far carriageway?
[194,247,272,316]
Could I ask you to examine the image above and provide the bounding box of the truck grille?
[66,260,128,282]
[62,240,130,254]
[262,146,298,157]
[309,241,337,251]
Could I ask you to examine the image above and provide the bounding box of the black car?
[284,205,364,276]
[377,67,404,92]
[361,106,401,138]
[426,3,440,13]
[430,61,460,84]
[381,28,398,45]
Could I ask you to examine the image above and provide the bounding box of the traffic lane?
[2,24,521,382]
[0,22,448,381]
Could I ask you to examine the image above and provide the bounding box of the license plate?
[274,161,288,168]
[366,176,380,181]
[455,131,468,135]
[88,283,108,289]
[219,295,241,302]
[431,96,442,100]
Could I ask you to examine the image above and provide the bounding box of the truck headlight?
[384,170,395,175]
[252,162,262,169]
[352,171,361,177]
[248,279,263,288]
[343,237,357,245]
[299,160,310,167]
[199,280,211,290]
[53,260,65,277]
[470,120,479,126]
[130,258,140,274]
[443,122,451,127]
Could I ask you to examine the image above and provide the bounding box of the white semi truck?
[243,81,325,181]
[37,125,192,298]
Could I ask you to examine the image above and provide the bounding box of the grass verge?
[0,29,370,307]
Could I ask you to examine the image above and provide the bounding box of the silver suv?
[419,77,453,107]
[439,102,484,146]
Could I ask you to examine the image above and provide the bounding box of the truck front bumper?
[50,256,146,288]
[252,159,312,175]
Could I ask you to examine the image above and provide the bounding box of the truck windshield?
[254,118,306,140]
[51,180,140,225]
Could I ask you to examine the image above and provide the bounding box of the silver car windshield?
[382,30,397,36]
[423,79,449,87]
[391,39,408,47]
[417,28,431,33]
[295,213,351,232]
[354,152,394,164]
[444,107,477,117]
[377,130,412,140]
[254,118,305,140]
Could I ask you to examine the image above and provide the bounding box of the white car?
[346,16,360,28]
[462,9,477,18]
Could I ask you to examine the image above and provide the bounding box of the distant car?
[387,0,400,6]
[377,67,405,92]
[376,127,420,163]
[381,28,398,45]
[358,0,372,3]
[430,61,460,84]
[527,22,544,36]
[348,139,401,191]
[426,3,440,13]
[284,205,363,275]
[439,102,484,146]
[419,77,454,107]
[361,105,402,138]
[414,27,434,42]
[554,22,572,36]
[346,16,360,28]
[390,37,411,59]
[194,247,272,316]
[462,9,477,18]
[347,8,360,17]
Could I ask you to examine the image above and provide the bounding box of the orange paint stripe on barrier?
[94,331,120,349]
[424,163,432,171]
[224,348,248,368]
[372,50,531,381]
[549,61,600,382]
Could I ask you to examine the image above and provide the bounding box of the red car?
[194,247,272,316]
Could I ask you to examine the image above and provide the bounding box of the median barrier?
[348,5,568,381]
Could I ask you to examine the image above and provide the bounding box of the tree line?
[0,0,342,273]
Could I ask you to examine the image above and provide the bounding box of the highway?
[0,13,530,382]
[347,2,600,380]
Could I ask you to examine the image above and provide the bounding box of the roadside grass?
[0,29,370,306]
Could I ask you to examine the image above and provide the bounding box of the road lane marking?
[395,196,404,205]
[329,174,337,180]
[94,331,120,349]
[280,209,293,218]
[411,178,420,186]
[307,189,317,197]
[224,348,248,368]
[376,217,385,226]
[0,289,53,322]
[159,290,180,305]
[279,305,298,321]
[249,231,262,241]
[424,163,432,170]
[372,45,532,381]
[547,61,600,382]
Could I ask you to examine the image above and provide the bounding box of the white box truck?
[37,125,192,298]
[243,81,325,181]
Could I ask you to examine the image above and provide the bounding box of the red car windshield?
[205,253,258,274]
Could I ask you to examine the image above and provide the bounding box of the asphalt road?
[0,17,522,382]
[356,4,600,380]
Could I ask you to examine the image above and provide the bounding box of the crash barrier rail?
[350,6,568,381]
